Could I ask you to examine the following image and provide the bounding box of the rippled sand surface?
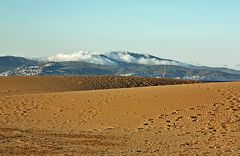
[0,77,239,155]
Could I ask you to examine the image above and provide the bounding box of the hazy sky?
[0,0,239,68]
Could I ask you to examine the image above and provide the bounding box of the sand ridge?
[0,76,196,96]
[0,77,240,155]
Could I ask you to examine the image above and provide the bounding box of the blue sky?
[0,0,239,68]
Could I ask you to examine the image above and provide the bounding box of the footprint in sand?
[190,116,198,122]
[175,116,183,122]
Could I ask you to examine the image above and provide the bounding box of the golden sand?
[0,77,239,155]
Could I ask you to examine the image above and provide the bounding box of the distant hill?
[0,51,240,81]
[0,56,38,73]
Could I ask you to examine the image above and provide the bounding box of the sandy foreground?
[0,77,240,155]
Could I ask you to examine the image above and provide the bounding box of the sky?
[0,0,239,69]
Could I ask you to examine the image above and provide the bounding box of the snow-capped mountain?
[0,51,240,81]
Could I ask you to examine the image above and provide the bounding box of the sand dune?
[0,77,239,155]
[0,76,195,96]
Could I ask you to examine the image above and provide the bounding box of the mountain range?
[0,51,240,81]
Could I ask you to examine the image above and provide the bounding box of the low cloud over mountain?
[0,51,240,81]
[47,51,189,67]
[48,51,115,65]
